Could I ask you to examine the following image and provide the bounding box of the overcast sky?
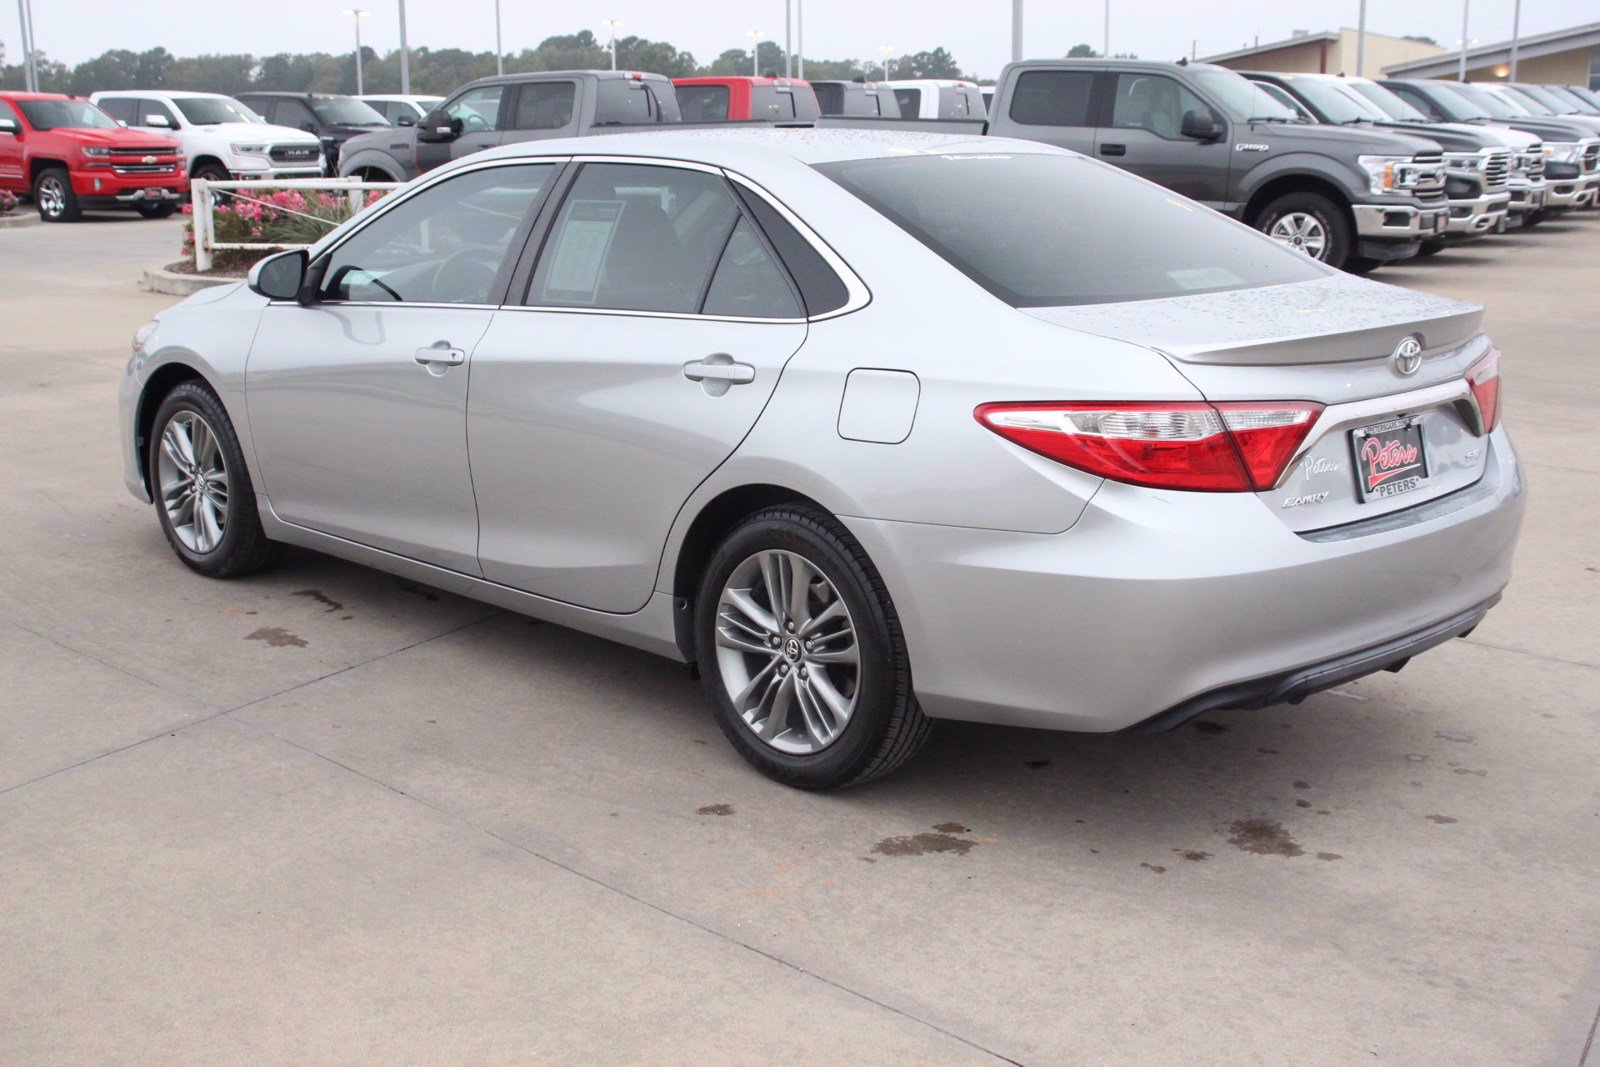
[10,0,1596,79]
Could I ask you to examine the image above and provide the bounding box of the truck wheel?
[138,202,177,219]
[1343,257,1383,275]
[1257,192,1351,269]
[1521,210,1546,229]
[694,504,931,789]
[34,167,80,222]
[191,163,232,184]
[1415,238,1445,257]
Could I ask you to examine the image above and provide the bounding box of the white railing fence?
[191,177,402,272]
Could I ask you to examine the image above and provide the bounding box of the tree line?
[0,31,973,97]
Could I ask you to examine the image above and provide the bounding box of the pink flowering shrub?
[0,189,19,216]
[181,187,394,272]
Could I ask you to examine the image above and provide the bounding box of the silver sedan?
[120,129,1524,788]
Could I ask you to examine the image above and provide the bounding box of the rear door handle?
[414,341,466,367]
[683,359,755,385]
[1099,143,1127,157]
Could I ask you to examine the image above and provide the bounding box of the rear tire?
[1256,191,1352,270]
[148,381,281,579]
[34,167,80,222]
[138,202,177,219]
[694,504,931,789]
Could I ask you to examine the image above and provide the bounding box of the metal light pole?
[494,0,503,76]
[1011,0,1023,62]
[342,9,371,95]
[604,20,622,71]
[796,0,803,77]
[784,0,792,78]
[1457,0,1470,82]
[1103,0,1109,58]
[749,30,764,77]
[398,0,411,94]
[18,0,38,91]
[1356,0,1367,76]
[878,44,894,81]
[1509,0,1522,80]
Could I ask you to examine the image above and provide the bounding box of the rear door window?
[678,85,730,121]
[99,97,135,125]
[893,88,921,118]
[511,81,576,130]
[1007,71,1096,126]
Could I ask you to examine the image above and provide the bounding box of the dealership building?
[1200,28,1444,79]
[1382,21,1600,88]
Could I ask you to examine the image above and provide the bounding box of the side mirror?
[0,117,18,134]
[416,109,459,142]
[1180,109,1223,141]
[144,114,172,128]
[248,248,309,302]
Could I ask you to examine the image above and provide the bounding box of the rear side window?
[678,85,730,121]
[702,218,801,318]
[1008,71,1096,127]
[818,152,1329,307]
[813,83,843,114]
[512,82,575,130]
[733,185,850,317]
[893,88,921,118]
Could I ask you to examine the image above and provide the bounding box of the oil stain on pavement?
[244,627,308,648]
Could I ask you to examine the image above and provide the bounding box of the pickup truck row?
[4,62,1597,274]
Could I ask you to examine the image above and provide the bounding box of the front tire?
[148,382,281,578]
[1256,191,1352,270]
[34,167,80,222]
[694,504,931,789]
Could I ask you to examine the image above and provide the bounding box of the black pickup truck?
[821,59,1451,272]
[337,70,680,183]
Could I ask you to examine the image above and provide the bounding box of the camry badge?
[1391,335,1424,377]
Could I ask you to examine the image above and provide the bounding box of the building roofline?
[1383,19,1600,75]
[1199,30,1339,65]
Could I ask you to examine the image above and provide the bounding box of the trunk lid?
[1023,275,1493,532]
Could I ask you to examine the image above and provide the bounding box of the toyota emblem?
[1391,335,1424,377]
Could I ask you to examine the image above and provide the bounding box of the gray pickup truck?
[338,70,680,183]
[822,59,1450,272]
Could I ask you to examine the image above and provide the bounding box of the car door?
[273,98,320,136]
[0,101,24,190]
[996,69,1098,155]
[468,160,810,612]
[1095,72,1232,208]
[244,161,560,573]
[416,84,508,174]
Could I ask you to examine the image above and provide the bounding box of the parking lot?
[2,212,1598,1064]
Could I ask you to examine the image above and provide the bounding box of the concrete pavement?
[2,213,1598,1065]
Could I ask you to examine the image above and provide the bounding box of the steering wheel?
[431,247,502,304]
[461,111,488,133]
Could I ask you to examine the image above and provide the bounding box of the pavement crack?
[1581,992,1600,1066]
[1459,636,1599,673]
[0,613,501,800]
[232,718,1024,1066]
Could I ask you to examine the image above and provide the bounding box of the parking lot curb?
[141,267,239,296]
[0,213,41,230]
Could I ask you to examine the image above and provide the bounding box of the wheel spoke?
[732,657,781,711]
[786,554,812,629]
[161,427,193,472]
[794,677,835,747]
[808,636,858,666]
[758,673,795,740]
[196,497,222,551]
[715,623,775,657]
[806,670,853,725]
[799,597,846,637]
[722,589,778,638]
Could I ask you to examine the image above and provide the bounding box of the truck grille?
[1516,149,1545,179]
[1482,150,1510,190]
[1583,142,1600,174]
[1411,152,1446,201]
[105,146,182,176]
[112,163,177,175]
[269,144,321,163]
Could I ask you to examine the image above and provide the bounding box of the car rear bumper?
[1444,190,1511,237]
[847,427,1524,733]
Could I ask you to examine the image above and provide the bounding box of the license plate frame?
[1351,416,1430,502]
[145,187,167,199]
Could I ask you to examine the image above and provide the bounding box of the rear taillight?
[974,401,1322,493]
[1466,347,1500,434]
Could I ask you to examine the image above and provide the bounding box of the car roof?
[0,91,74,101]
[95,90,227,99]
[466,126,1060,169]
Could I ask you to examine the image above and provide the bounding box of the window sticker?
[543,199,625,303]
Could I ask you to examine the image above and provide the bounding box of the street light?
[604,19,622,71]
[748,30,765,77]
[493,0,503,76]
[878,44,895,81]
[1456,0,1471,82]
[397,0,411,94]
[342,9,371,95]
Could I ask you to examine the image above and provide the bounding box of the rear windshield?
[677,85,729,121]
[818,152,1329,307]
[596,79,677,124]
[813,83,844,114]
[17,99,119,131]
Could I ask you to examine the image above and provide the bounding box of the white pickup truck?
[91,90,325,185]
[879,79,986,119]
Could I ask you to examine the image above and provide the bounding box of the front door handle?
[415,341,466,367]
[683,360,755,384]
[1099,143,1127,157]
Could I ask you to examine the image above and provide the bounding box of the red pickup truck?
[0,92,188,221]
[672,77,821,122]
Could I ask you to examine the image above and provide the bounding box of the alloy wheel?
[37,176,66,219]
[1268,211,1329,259]
[156,410,230,554]
[714,549,861,755]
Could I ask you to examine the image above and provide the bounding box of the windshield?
[1501,86,1556,115]
[174,96,262,125]
[1514,84,1574,113]
[307,97,389,126]
[1570,86,1600,111]
[17,99,120,131]
[1346,80,1429,122]
[818,152,1328,308]
[1544,86,1598,114]
[1412,82,1491,121]
[1282,77,1379,123]
[1449,82,1527,120]
[1191,68,1300,121]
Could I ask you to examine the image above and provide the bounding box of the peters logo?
[1360,435,1423,489]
